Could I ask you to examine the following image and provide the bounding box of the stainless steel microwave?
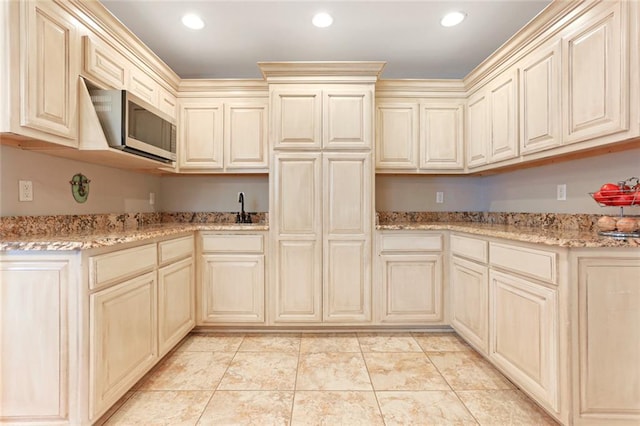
[89,89,176,163]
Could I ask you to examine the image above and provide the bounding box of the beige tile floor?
[101,332,558,426]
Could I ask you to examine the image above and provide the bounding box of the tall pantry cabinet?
[263,63,384,325]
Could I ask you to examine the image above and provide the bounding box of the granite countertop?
[0,222,269,251]
[377,222,640,248]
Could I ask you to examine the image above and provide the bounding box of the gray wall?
[2,144,638,217]
[0,145,161,216]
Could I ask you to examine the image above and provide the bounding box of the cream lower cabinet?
[90,272,158,420]
[199,233,265,324]
[450,234,489,354]
[570,249,640,426]
[0,255,76,424]
[376,232,444,324]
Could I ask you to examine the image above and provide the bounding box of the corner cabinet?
[178,97,268,172]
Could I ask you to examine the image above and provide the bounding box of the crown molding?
[178,79,268,97]
[376,79,466,98]
[65,0,181,91]
[258,61,387,83]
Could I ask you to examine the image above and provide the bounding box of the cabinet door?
[420,102,464,170]
[375,102,419,170]
[128,65,158,107]
[450,256,489,354]
[379,254,443,323]
[272,153,322,323]
[466,91,489,168]
[21,0,79,143]
[271,87,322,149]
[489,69,519,163]
[574,257,640,425]
[519,41,561,154]
[82,35,128,90]
[323,153,372,322]
[158,87,177,122]
[178,100,223,170]
[562,1,628,144]
[224,100,268,170]
[90,272,157,420]
[0,259,70,422]
[323,89,372,150]
[158,257,195,355]
[201,254,264,323]
[490,270,559,412]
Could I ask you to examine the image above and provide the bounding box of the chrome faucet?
[236,192,251,223]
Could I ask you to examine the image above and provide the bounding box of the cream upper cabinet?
[178,98,267,172]
[271,87,323,149]
[323,153,372,322]
[20,0,80,144]
[466,90,490,168]
[375,101,419,170]
[158,87,177,121]
[376,232,444,324]
[82,35,128,90]
[199,233,266,324]
[323,89,372,150]
[272,85,372,151]
[562,0,629,144]
[128,65,159,107]
[488,68,519,163]
[519,40,561,155]
[224,100,269,170]
[571,252,640,426]
[420,101,465,170]
[178,99,224,170]
[272,152,323,323]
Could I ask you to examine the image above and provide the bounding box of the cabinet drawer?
[490,242,557,284]
[158,236,193,265]
[451,234,488,263]
[201,234,264,253]
[380,233,442,252]
[89,244,157,290]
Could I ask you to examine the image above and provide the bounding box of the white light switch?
[436,191,444,204]
[19,180,33,202]
[149,192,155,205]
[557,184,566,201]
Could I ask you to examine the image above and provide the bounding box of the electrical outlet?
[18,180,33,202]
[149,192,155,205]
[557,184,567,201]
[436,191,444,204]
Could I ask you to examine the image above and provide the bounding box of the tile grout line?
[289,334,302,425]
[358,332,389,425]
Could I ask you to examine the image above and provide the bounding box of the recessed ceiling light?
[440,11,466,27]
[312,12,333,28]
[182,13,204,30]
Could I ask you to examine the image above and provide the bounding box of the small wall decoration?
[69,173,91,203]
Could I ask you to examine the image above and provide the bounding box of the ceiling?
[101,0,552,80]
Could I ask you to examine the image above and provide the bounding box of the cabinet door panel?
[520,41,561,154]
[467,93,489,168]
[451,256,489,354]
[563,1,628,143]
[224,101,268,170]
[158,257,195,355]
[323,89,372,149]
[324,239,370,322]
[274,240,322,323]
[489,69,519,163]
[178,102,223,169]
[375,103,419,170]
[379,254,443,323]
[420,102,464,170]
[90,272,157,420]
[576,258,640,423]
[324,153,370,235]
[128,66,158,107]
[0,260,69,421]
[22,0,78,142]
[201,255,264,323]
[82,35,127,89]
[274,153,322,236]
[490,270,559,412]
[272,89,322,149]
